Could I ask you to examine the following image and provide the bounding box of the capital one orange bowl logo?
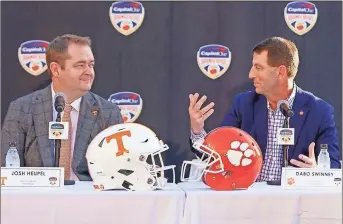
[18,40,49,76]
[109,1,145,36]
[284,1,318,35]
[49,177,57,185]
[197,44,232,80]
[108,92,143,123]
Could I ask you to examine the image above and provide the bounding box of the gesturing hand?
[189,93,215,134]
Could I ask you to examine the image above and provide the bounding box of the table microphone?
[53,92,75,186]
[54,92,66,113]
[267,100,294,186]
[53,93,66,168]
[277,100,294,118]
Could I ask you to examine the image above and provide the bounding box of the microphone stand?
[54,112,61,167]
[282,117,290,168]
[54,112,75,186]
[267,116,290,186]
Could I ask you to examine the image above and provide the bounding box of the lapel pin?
[299,111,304,116]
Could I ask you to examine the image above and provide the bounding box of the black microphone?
[277,100,294,117]
[54,93,66,113]
[53,93,65,168]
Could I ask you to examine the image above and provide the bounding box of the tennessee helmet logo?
[98,130,131,156]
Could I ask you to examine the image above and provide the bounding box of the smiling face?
[56,43,95,94]
[248,37,300,99]
[47,34,95,102]
[248,50,281,96]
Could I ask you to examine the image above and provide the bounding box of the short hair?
[46,34,91,76]
[252,37,299,78]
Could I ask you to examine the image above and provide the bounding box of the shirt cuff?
[190,129,207,143]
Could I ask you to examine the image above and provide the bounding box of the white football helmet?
[86,123,175,191]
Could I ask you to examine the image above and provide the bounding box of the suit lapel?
[72,92,98,169]
[253,95,268,157]
[32,85,54,167]
[289,87,310,158]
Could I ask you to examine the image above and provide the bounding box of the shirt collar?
[51,84,82,112]
[267,82,297,111]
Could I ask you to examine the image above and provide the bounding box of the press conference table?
[1,181,185,224]
[2,181,341,224]
[178,181,342,224]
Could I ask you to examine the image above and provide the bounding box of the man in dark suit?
[1,34,123,181]
[188,37,341,182]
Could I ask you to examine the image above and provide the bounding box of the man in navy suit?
[189,37,341,182]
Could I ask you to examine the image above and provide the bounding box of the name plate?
[281,167,342,190]
[1,167,64,188]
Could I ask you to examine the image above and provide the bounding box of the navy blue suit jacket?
[217,86,341,168]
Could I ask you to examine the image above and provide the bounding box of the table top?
[1,181,185,196]
[177,181,342,195]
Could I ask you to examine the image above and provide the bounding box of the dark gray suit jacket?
[1,85,123,180]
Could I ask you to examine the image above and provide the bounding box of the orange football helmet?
[181,126,263,190]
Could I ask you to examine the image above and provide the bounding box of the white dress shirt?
[51,85,82,181]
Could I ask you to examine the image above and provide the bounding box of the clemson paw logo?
[287,177,295,185]
[226,141,255,166]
